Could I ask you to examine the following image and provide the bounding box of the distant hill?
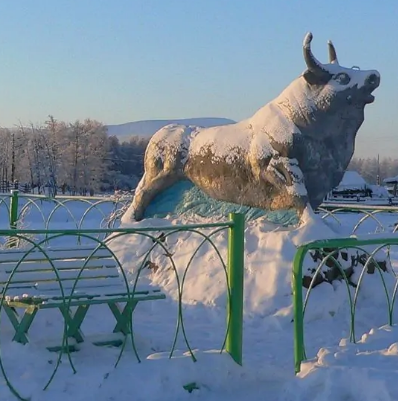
[106,117,236,139]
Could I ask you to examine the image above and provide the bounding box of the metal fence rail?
[293,235,398,374]
[0,214,245,400]
[317,204,398,234]
[0,190,131,230]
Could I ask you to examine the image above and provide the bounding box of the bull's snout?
[365,72,380,89]
[361,71,380,104]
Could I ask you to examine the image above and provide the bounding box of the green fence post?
[292,246,307,374]
[226,212,245,365]
[9,190,19,230]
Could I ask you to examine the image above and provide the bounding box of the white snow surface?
[2,207,398,400]
[337,170,367,189]
[370,184,391,198]
[297,324,398,401]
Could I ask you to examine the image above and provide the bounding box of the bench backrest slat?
[0,274,125,294]
[0,258,117,273]
[0,266,120,284]
[0,247,113,263]
[0,246,127,297]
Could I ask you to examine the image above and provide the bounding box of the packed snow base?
[1,208,398,400]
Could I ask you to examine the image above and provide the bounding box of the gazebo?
[330,171,371,198]
[383,176,398,196]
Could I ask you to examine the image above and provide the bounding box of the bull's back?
[185,121,270,205]
[144,124,198,174]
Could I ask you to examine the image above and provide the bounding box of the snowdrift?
[2,208,398,401]
[116,208,342,317]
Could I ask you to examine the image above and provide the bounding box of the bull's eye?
[333,73,351,85]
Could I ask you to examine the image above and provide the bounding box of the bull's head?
[273,33,381,209]
[302,32,380,108]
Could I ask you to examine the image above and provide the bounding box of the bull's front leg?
[263,156,308,209]
[264,157,304,190]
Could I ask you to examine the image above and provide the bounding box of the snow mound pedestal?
[116,207,341,317]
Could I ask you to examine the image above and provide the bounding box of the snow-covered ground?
[1,201,398,400]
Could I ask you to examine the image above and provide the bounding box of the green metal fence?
[293,235,398,374]
[318,204,398,233]
[4,191,398,234]
[0,213,245,400]
[0,190,131,230]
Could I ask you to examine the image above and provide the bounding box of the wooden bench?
[0,245,165,350]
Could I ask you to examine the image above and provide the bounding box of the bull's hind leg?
[123,133,188,222]
[130,172,180,221]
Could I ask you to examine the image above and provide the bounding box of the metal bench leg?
[108,301,138,335]
[59,305,90,343]
[4,305,38,344]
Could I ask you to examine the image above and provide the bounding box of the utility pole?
[11,131,15,184]
[376,153,380,185]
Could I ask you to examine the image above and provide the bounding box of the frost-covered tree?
[61,119,108,195]
[349,157,398,184]
[42,116,65,196]
[1,116,148,194]
[0,128,11,184]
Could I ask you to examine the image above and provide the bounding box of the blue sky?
[0,0,396,157]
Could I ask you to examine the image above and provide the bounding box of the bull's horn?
[303,32,332,81]
[327,40,339,64]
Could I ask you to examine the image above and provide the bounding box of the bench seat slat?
[0,286,161,300]
[43,293,166,307]
[4,291,165,306]
[0,258,118,273]
[0,284,161,299]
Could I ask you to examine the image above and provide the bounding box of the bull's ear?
[303,69,329,85]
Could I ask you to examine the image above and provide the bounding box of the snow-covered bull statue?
[125,32,380,221]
